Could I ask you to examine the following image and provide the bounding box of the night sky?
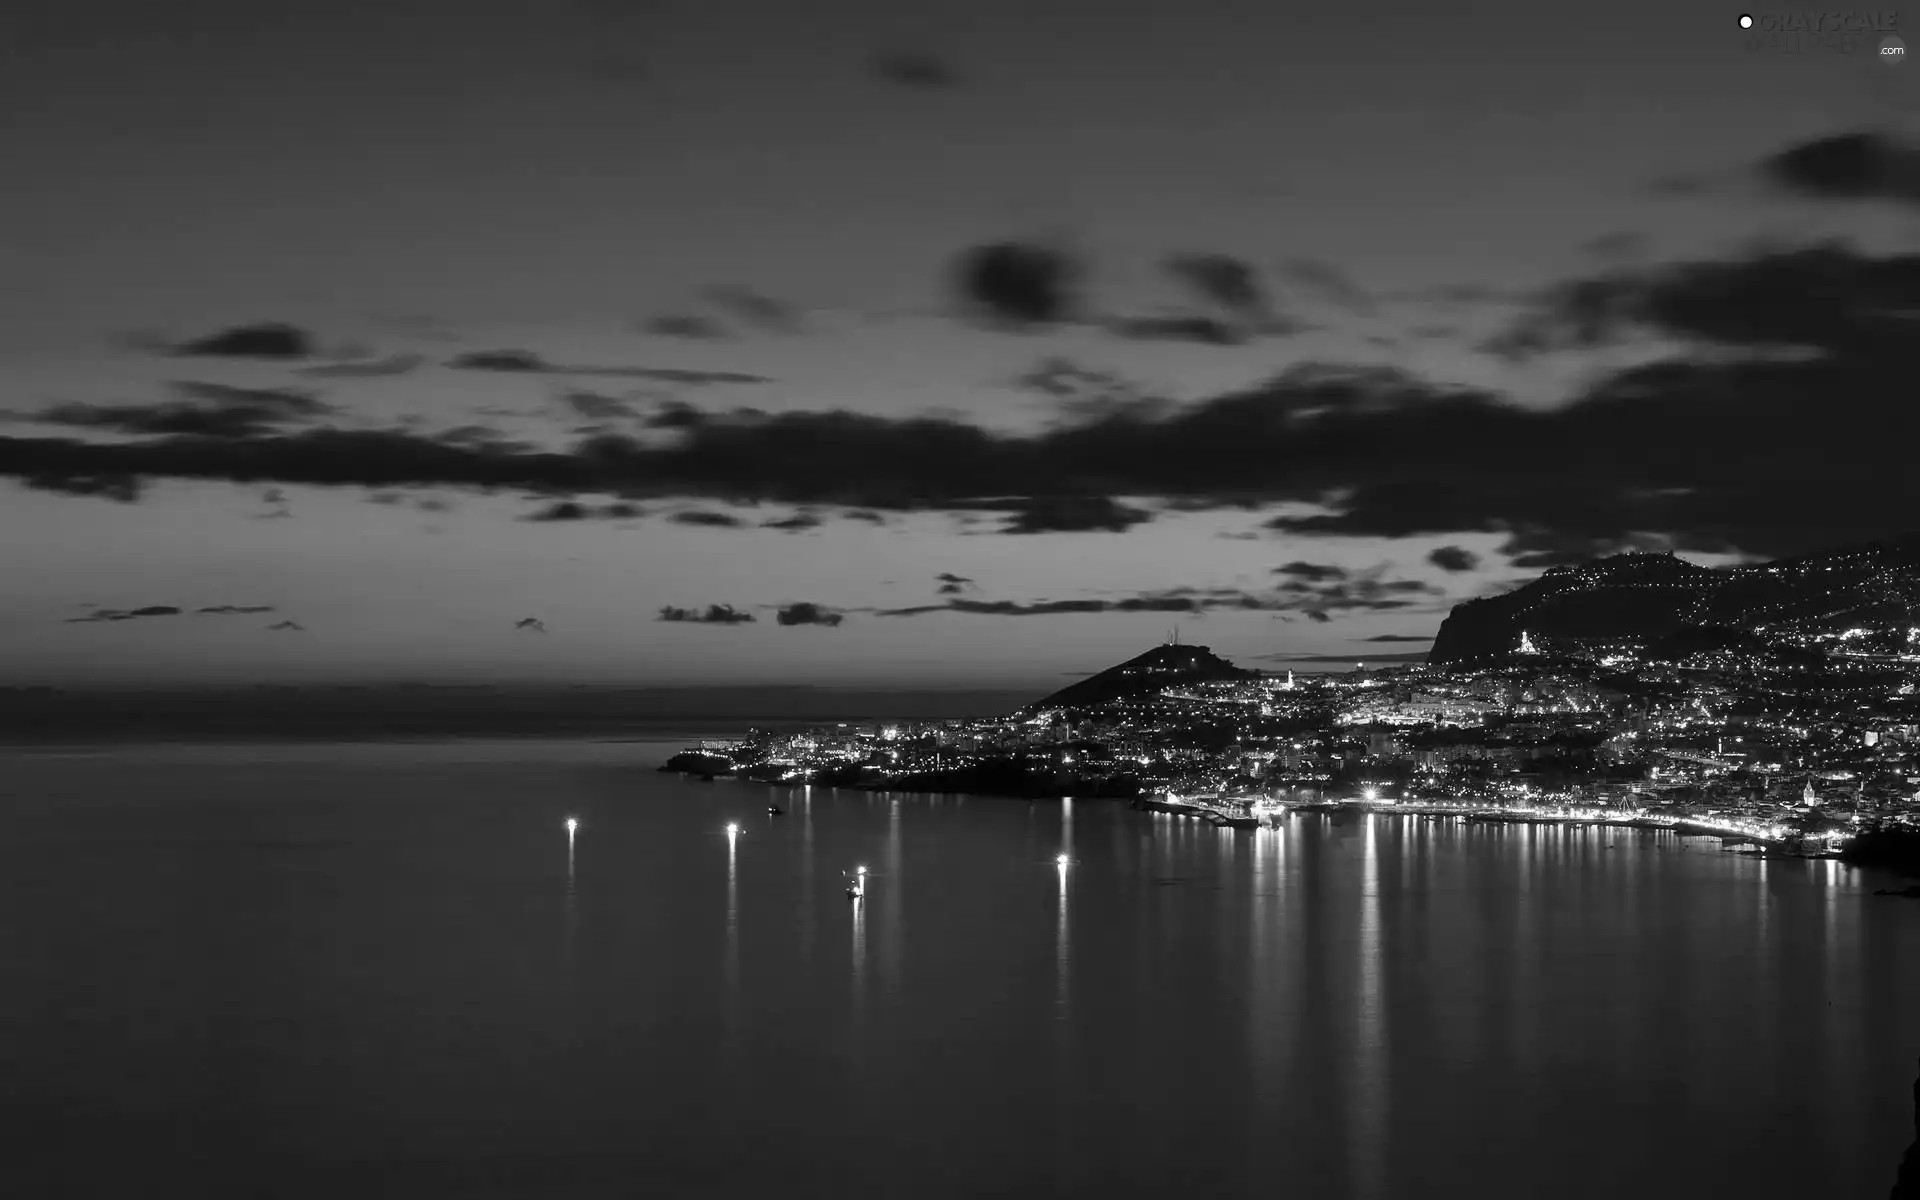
[1,0,1914,688]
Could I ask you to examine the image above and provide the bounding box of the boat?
[768,805,785,816]
[845,865,868,899]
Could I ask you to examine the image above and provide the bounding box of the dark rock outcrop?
[1430,534,1920,666]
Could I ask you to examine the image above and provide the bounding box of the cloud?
[761,511,822,532]
[1427,545,1481,573]
[952,240,1080,328]
[296,354,424,378]
[704,287,799,333]
[19,472,142,502]
[870,52,962,90]
[643,314,730,340]
[1757,132,1920,205]
[1482,239,1912,359]
[523,499,642,521]
[1275,561,1348,582]
[9,214,1911,559]
[561,391,643,421]
[196,605,276,615]
[1358,633,1434,643]
[658,604,756,625]
[15,383,331,440]
[775,602,845,627]
[1268,564,1445,619]
[994,496,1154,535]
[1106,316,1245,346]
[643,399,705,430]
[448,350,768,385]
[171,323,313,359]
[670,509,745,528]
[1165,253,1271,323]
[872,577,1436,620]
[267,620,305,631]
[65,605,183,623]
[1276,259,1375,315]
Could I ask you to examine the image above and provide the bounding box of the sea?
[3,735,1918,1199]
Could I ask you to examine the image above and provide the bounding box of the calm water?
[3,739,1919,1199]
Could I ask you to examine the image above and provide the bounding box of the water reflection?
[1055,855,1070,1018]
[1352,813,1387,1200]
[884,800,903,1004]
[800,792,815,960]
[850,891,867,1011]
[725,824,741,1056]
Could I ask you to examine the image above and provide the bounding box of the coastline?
[659,751,1920,882]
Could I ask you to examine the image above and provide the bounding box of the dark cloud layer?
[561,391,643,422]
[1275,561,1348,582]
[524,500,642,521]
[953,241,1079,327]
[7,139,1914,562]
[1165,253,1270,323]
[1427,545,1481,573]
[762,511,822,532]
[172,323,312,360]
[296,354,424,378]
[13,383,330,441]
[671,509,745,528]
[658,604,755,625]
[448,350,768,385]
[775,602,844,627]
[66,605,182,623]
[873,574,1440,620]
[1758,132,1920,205]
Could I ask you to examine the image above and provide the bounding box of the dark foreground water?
[3,740,1918,1199]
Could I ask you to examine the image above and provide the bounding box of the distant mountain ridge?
[1429,534,1920,666]
[1029,641,1258,709]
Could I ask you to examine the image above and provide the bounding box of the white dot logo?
[1738,14,1754,29]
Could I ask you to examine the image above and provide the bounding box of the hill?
[1429,535,1920,666]
[1027,642,1258,710]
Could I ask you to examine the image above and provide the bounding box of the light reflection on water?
[0,742,1916,1200]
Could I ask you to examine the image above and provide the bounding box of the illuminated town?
[668,544,1920,870]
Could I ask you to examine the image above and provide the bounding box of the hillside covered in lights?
[1429,535,1920,668]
